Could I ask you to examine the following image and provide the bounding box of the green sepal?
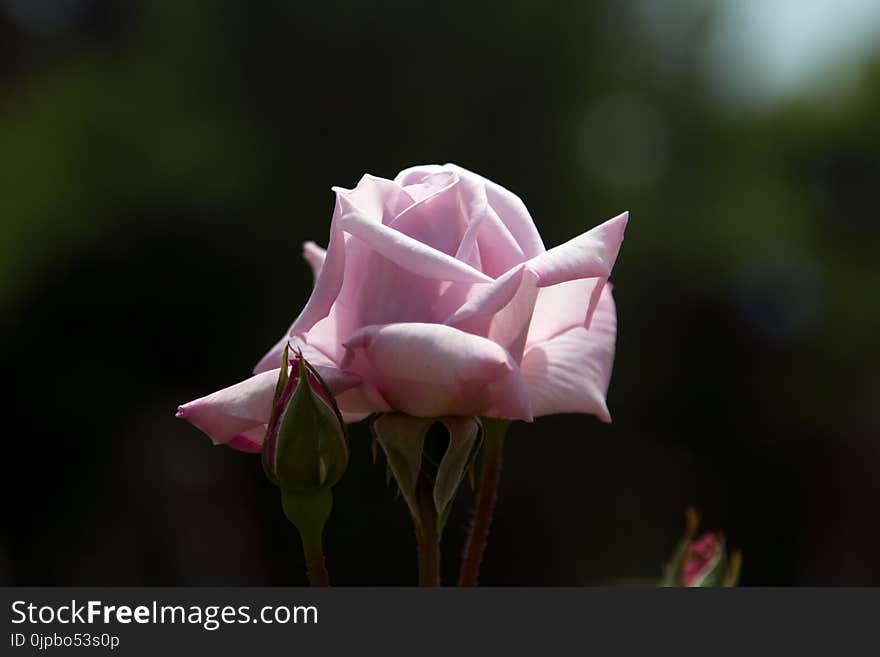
[372,414,482,538]
[273,358,348,494]
[372,414,432,533]
[272,344,291,402]
[261,343,291,486]
[722,549,743,587]
[300,355,348,432]
[433,417,482,532]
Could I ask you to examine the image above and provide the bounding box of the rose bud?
[680,532,725,587]
[254,347,349,586]
[263,349,348,494]
[662,508,742,587]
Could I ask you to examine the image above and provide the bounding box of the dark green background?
[2,1,878,585]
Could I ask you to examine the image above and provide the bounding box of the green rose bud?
[263,349,348,493]
[262,346,349,586]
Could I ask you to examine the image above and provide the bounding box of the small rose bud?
[261,347,348,586]
[681,532,725,587]
[263,349,348,494]
[662,508,742,587]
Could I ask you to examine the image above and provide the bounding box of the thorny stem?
[457,419,509,586]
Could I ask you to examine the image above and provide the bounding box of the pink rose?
[177,164,627,452]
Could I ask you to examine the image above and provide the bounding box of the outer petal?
[255,325,339,376]
[255,176,415,374]
[446,211,627,359]
[303,241,326,281]
[254,242,331,374]
[176,369,280,447]
[520,285,617,421]
[282,175,415,351]
[340,322,532,421]
[253,243,329,374]
[287,196,348,336]
[526,277,600,348]
[527,211,628,288]
[176,366,362,448]
[227,427,266,453]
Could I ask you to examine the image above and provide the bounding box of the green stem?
[417,536,440,587]
[301,528,330,587]
[415,478,441,587]
[282,489,332,587]
[457,419,509,587]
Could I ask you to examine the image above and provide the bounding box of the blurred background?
[2,0,879,586]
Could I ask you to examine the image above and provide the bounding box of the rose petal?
[393,164,447,186]
[284,176,416,342]
[255,328,338,375]
[527,211,628,288]
[391,172,466,257]
[176,369,280,446]
[340,322,532,420]
[300,236,478,364]
[452,178,490,270]
[337,210,492,284]
[520,285,616,421]
[253,242,328,374]
[341,323,507,383]
[526,277,601,347]
[445,266,539,363]
[177,365,362,446]
[394,165,527,276]
[336,174,414,224]
[443,211,625,359]
[303,241,326,281]
[453,169,526,276]
[446,163,546,259]
[396,163,545,261]
[298,173,489,364]
[253,240,334,374]
[255,175,413,373]
[227,426,266,453]
[285,197,348,337]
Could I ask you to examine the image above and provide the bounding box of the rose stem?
[417,536,441,587]
[415,480,441,587]
[301,529,330,587]
[457,419,510,587]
